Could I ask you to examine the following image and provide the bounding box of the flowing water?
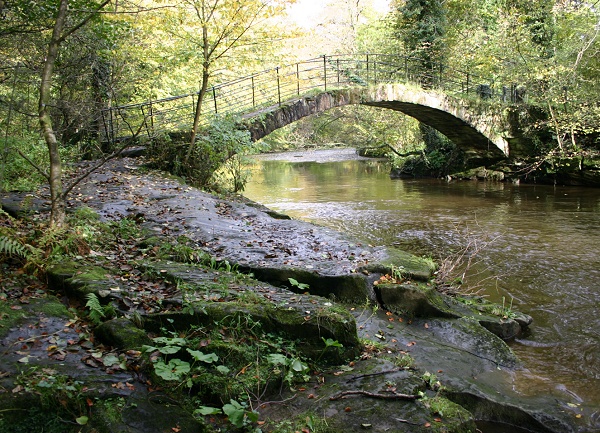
[243,149,600,426]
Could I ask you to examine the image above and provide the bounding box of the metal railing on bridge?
[101,54,510,146]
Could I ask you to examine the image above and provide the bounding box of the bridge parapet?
[101,54,503,144]
[101,54,522,158]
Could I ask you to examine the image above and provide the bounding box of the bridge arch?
[245,83,510,160]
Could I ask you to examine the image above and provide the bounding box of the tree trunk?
[186,67,210,163]
[186,14,211,164]
[39,0,69,227]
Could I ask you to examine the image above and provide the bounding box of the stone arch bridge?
[102,55,526,160]
[244,84,512,160]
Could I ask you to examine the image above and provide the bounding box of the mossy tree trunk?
[38,0,111,227]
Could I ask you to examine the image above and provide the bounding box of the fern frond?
[0,235,30,259]
[85,293,105,325]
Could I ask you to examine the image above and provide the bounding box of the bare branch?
[61,121,146,198]
[15,149,50,181]
[329,390,420,401]
[59,0,112,43]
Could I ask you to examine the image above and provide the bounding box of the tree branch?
[329,390,421,401]
[15,149,50,181]
[61,121,145,199]
[59,0,112,43]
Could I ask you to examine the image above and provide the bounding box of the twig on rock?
[394,418,422,426]
[329,390,420,401]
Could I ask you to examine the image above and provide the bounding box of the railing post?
[366,54,369,83]
[337,59,340,85]
[439,62,443,88]
[296,63,300,96]
[276,66,281,105]
[252,76,256,108]
[466,73,470,95]
[405,57,408,82]
[141,105,151,140]
[373,55,377,85]
[212,86,217,113]
[323,55,327,91]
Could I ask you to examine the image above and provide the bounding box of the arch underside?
[363,101,506,160]
[245,89,508,161]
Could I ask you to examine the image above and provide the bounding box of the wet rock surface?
[0,157,587,432]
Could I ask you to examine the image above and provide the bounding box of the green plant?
[85,293,105,325]
[490,296,516,319]
[13,367,86,426]
[0,234,31,259]
[266,353,309,386]
[317,337,344,361]
[196,399,259,430]
[142,335,222,387]
[394,353,415,369]
[390,264,406,281]
[422,371,442,392]
[288,277,310,291]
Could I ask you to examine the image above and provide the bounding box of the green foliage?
[142,334,221,384]
[11,367,87,428]
[266,353,309,386]
[222,399,259,429]
[288,277,310,291]
[394,0,447,73]
[0,134,49,192]
[393,353,415,369]
[147,115,255,192]
[196,399,259,430]
[85,293,105,325]
[0,234,30,259]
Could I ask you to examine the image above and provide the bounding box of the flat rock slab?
[63,158,433,302]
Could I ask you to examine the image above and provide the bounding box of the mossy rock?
[95,318,152,350]
[143,300,361,364]
[445,390,574,433]
[376,283,458,318]
[360,248,436,282]
[248,265,371,303]
[424,395,478,433]
[0,295,70,339]
[47,262,117,303]
[91,392,211,433]
[376,283,531,340]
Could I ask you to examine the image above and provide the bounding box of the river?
[243,148,600,428]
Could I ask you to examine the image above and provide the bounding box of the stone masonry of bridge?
[244,83,514,161]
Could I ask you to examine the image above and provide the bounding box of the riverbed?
[244,148,600,428]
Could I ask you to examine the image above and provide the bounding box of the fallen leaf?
[76,416,88,425]
[424,422,431,428]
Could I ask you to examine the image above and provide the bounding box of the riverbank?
[0,156,589,432]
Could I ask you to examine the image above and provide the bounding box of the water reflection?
[244,154,600,415]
